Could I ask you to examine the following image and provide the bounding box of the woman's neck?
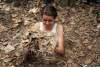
[44,23,55,32]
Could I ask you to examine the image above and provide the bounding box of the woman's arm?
[55,24,65,55]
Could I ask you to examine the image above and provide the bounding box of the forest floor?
[0,1,100,67]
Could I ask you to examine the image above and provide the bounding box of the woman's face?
[42,15,55,27]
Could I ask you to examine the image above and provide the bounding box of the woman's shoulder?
[57,23,63,28]
[57,23,63,31]
[57,23,64,35]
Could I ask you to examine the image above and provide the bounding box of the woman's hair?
[41,5,57,19]
[43,0,54,5]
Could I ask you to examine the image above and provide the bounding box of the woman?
[28,5,64,66]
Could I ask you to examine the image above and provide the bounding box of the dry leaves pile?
[0,1,100,67]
